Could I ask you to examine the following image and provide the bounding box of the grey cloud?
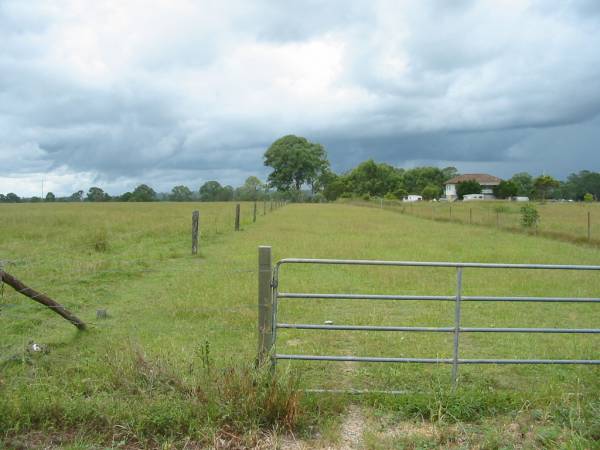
[1,0,600,196]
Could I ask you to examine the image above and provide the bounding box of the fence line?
[347,199,598,246]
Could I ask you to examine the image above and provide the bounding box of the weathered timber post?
[192,210,199,255]
[0,271,86,330]
[253,201,257,223]
[258,246,273,364]
[469,208,473,225]
[263,200,266,215]
[588,211,591,241]
[449,206,452,220]
[235,204,240,231]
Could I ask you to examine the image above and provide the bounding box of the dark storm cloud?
[1,0,600,195]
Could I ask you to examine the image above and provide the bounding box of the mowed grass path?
[1,203,599,447]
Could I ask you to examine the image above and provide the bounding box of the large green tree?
[533,175,559,201]
[86,187,110,202]
[456,180,482,199]
[493,180,518,199]
[564,170,600,200]
[199,181,224,201]
[130,184,156,202]
[236,176,264,201]
[264,135,330,192]
[403,167,448,195]
[510,172,534,197]
[345,160,403,197]
[170,185,193,202]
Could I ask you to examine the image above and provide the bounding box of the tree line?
[261,135,599,202]
[0,177,281,203]
[1,135,598,203]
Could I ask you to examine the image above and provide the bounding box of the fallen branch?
[1,271,86,330]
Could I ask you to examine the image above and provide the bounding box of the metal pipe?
[275,354,600,365]
[460,327,600,333]
[277,323,454,332]
[276,258,600,271]
[276,324,600,334]
[452,267,462,387]
[277,293,600,303]
[278,293,455,301]
[276,354,453,363]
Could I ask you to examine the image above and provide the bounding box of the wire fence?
[346,199,599,245]
[1,201,286,360]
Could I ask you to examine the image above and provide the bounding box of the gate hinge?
[271,279,278,289]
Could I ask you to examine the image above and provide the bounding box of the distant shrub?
[339,192,353,199]
[384,192,398,200]
[361,193,371,201]
[520,204,539,228]
[584,193,594,202]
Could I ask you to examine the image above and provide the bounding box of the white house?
[444,174,502,201]
[403,195,423,202]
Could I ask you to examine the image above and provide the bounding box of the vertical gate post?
[253,201,257,223]
[258,246,273,364]
[235,204,240,231]
[192,210,199,255]
[452,267,463,388]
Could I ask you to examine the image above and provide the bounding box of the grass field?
[350,198,600,247]
[1,202,599,448]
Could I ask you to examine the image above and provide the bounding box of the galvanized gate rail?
[257,247,600,387]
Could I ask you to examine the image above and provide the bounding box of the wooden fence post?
[588,211,591,241]
[270,201,273,212]
[192,210,199,255]
[263,200,266,215]
[235,204,240,231]
[253,201,257,223]
[1,271,86,330]
[449,206,452,220]
[469,208,472,225]
[258,246,273,364]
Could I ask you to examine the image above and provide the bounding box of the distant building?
[444,174,502,201]
[403,195,423,202]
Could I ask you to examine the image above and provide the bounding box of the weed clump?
[90,228,110,252]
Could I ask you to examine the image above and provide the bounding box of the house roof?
[445,173,502,185]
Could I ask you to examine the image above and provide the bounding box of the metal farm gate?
[256,246,600,387]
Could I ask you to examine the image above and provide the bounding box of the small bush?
[520,204,539,228]
[583,193,594,202]
[361,193,371,201]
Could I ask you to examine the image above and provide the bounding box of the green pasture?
[0,202,598,448]
[353,198,600,246]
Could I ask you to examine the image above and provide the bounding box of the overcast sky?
[1,0,600,196]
